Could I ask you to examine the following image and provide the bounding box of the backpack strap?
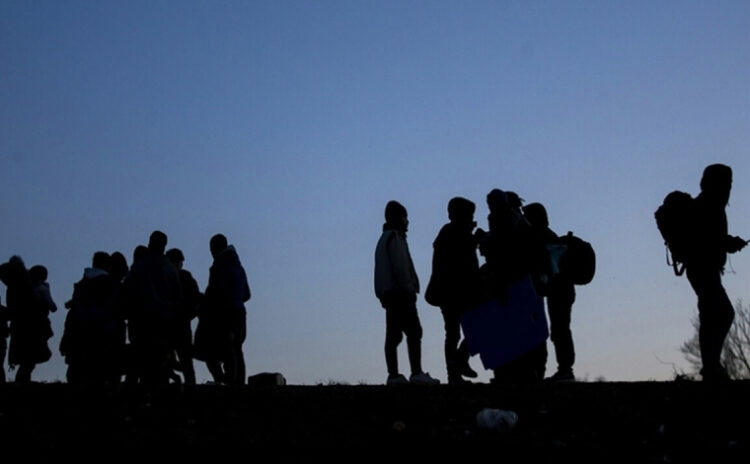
[665,245,685,276]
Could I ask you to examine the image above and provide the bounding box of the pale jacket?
[374,226,420,300]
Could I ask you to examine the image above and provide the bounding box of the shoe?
[448,376,473,386]
[409,372,440,385]
[546,370,575,382]
[386,374,409,386]
[460,363,478,379]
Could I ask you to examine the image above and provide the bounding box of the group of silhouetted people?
[376,163,747,385]
[0,231,251,386]
[375,189,585,385]
[1,165,746,386]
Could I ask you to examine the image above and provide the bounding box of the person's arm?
[388,235,417,294]
[726,235,748,253]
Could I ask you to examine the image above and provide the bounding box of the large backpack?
[558,232,596,285]
[654,190,695,276]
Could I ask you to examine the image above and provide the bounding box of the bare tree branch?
[680,299,750,379]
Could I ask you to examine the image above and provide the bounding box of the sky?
[1,0,748,384]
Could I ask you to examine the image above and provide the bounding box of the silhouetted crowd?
[0,231,250,386]
[376,190,592,386]
[375,163,746,386]
[1,165,746,386]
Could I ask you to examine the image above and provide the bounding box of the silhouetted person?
[166,248,200,385]
[524,202,576,382]
[375,201,440,385]
[684,164,747,381]
[132,245,148,265]
[121,231,182,384]
[107,251,129,384]
[0,256,53,383]
[0,295,8,383]
[30,265,58,316]
[110,252,129,282]
[426,197,481,384]
[479,191,547,383]
[60,252,120,384]
[196,234,250,385]
[120,245,149,385]
[480,189,538,291]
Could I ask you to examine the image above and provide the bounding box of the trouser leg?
[441,307,461,378]
[384,294,423,376]
[688,268,735,375]
[207,360,224,383]
[548,294,575,373]
[0,339,6,384]
[402,304,423,375]
[15,362,34,383]
[384,307,403,376]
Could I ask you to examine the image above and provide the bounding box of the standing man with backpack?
[375,201,440,385]
[684,164,747,381]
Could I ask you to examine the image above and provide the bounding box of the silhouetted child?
[30,265,57,317]
[375,201,440,386]
[426,197,481,385]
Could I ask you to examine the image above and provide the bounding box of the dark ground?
[0,380,748,462]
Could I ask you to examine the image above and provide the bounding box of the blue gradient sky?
[1,1,748,384]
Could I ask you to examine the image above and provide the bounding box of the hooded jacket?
[204,245,251,315]
[374,225,420,300]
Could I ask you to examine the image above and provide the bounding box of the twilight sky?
[1,1,748,384]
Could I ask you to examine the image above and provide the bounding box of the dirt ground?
[0,380,747,462]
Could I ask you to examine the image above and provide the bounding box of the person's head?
[487,189,523,213]
[110,251,128,280]
[132,245,148,266]
[29,265,48,284]
[92,251,111,272]
[166,248,185,270]
[523,202,549,229]
[148,230,168,255]
[0,256,28,286]
[385,200,408,231]
[447,197,476,225]
[210,234,229,259]
[700,163,732,206]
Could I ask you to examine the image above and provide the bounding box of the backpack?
[558,232,596,285]
[654,191,695,276]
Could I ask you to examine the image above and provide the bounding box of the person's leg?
[234,315,247,384]
[440,306,461,380]
[225,342,246,385]
[0,338,6,384]
[206,360,224,383]
[15,362,34,383]
[688,268,735,378]
[401,300,424,376]
[547,292,575,375]
[384,306,403,376]
[176,345,196,385]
